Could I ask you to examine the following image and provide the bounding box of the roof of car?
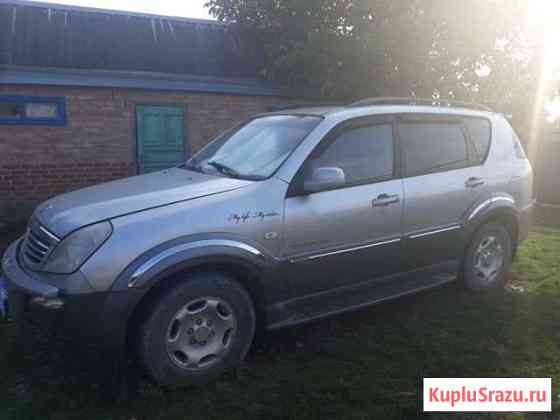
[267,97,496,119]
[268,105,495,120]
[269,107,346,116]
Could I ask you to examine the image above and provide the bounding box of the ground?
[0,227,559,420]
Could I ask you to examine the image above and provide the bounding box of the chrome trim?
[467,196,515,222]
[128,239,264,288]
[409,225,462,240]
[39,226,60,243]
[21,221,59,269]
[289,238,401,263]
[28,234,49,251]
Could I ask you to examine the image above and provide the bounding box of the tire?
[462,222,513,291]
[136,272,256,386]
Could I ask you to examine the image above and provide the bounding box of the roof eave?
[0,65,309,98]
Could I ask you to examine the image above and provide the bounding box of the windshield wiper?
[206,161,241,178]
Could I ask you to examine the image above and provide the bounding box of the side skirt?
[266,261,458,330]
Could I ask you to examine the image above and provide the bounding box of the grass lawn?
[1,227,560,419]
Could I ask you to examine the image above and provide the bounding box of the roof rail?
[268,103,343,112]
[348,97,493,112]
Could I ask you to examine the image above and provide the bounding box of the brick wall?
[0,84,298,230]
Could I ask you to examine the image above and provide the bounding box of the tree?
[206,0,546,138]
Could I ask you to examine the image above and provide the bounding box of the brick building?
[0,0,305,229]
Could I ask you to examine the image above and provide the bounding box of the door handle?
[465,177,485,188]
[372,193,400,207]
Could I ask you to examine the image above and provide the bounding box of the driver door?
[283,116,404,297]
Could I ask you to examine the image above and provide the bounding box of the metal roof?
[0,0,275,94]
[0,0,223,25]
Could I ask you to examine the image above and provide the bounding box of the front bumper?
[1,239,144,349]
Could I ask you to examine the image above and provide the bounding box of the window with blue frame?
[0,96,66,126]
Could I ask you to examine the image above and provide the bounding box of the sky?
[25,0,214,19]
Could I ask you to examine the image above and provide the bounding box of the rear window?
[464,118,491,164]
[399,122,469,176]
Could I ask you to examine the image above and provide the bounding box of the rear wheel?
[136,272,256,386]
[463,222,513,291]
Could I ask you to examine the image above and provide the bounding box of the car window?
[312,124,394,185]
[185,115,321,180]
[464,118,491,164]
[399,122,469,176]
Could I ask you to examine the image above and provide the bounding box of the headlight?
[43,222,112,274]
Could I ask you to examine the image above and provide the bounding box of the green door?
[136,105,188,174]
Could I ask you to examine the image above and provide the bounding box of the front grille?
[21,218,59,269]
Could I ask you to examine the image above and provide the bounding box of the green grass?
[510,226,560,295]
[1,227,560,420]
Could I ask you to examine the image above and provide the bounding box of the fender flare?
[112,235,274,292]
[463,194,519,240]
[100,236,274,348]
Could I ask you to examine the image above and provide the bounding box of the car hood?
[34,168,253,238]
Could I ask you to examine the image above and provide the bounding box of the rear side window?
[399,121,469,176]
[464,118,491,164]
[313,124,394,184]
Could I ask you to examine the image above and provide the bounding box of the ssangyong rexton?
[1,98,533,385]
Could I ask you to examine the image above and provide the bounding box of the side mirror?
[303,167,346,194]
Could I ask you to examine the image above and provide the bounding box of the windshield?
[185,115,321,180]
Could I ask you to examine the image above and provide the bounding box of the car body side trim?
[267,276,455,330]
[408,224,462,239]
[128,239,264,288]
[289,238,401,263]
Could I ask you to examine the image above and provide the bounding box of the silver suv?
[1,98,534,386]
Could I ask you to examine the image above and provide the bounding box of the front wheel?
[136,272,256,386]
[462,222,513,291]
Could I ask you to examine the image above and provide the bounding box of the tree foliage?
[206,0,548,134]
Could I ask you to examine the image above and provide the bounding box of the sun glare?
[527,0,560,158]
[545,98,560,124]
[529,0,560,77]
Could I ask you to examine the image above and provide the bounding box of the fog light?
[30,296,65,309]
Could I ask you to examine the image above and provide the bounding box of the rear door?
[398,114,488,269]
[136,105,188,174]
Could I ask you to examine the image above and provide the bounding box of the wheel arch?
[113,237,275,351]
[464,196,520,249]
